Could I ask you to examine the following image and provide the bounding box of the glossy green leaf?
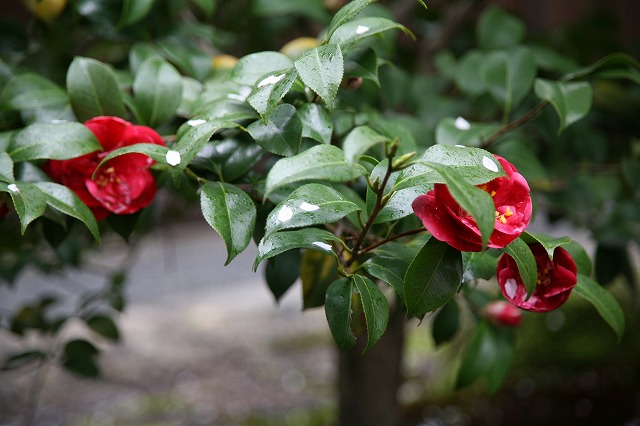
[432,298,460,346]
[562,240,592,277]
[247,103,302,157]
[200,182,256,265]
[248,68,298,117]
[265,249,301,301]
[574,274,625,342]
[456,322,514,393]
[329,17,414,50]
[265,144,366,198]
[0,152,13,182]
[482,47,536,117]
[500,237,537,296]
[323,0,377,43]
[394,144,506,191]
[86,315,120,341]
[325,278,356,351]
[530,45,580,75]
[191,0,216,17]
[404,238,463,317]
[534,79,592,133]
[133,57,183,128]
[421,162,496,249]
[67,57,125,122]
[435,117,500,147]
[1,181,46,233]
[363,242,422,299]
[301,249,339,309]
[521,231,572,260]
[94,143,170,176]
[477,6,525,50]
[299,103,333,144]
[129,43,164,74]
[295,44,343,110]
[155,40,212,81]
[217,138,267,182]
[265,183,361,236]
[254,228,340,270]
[0,73,68,111]
[35,182,101,243]
[232,51,294,85]
[119,0,155,27]
[9,122,100,162]
[353,274,389,353]
[342,125,390,164]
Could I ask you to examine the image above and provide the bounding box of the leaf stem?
[183,167,210,185]
[359,227,426,256]
[483,101,548,148]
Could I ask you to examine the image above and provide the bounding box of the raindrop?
[277,206,293,222]
[166,150,181,166]
[187,119,206,127]
[300,202,320,212]
[482,155,499,172]
[355,25,370,35]
[312,241,332,251]
[7,184,19,193]
[454,116,471,130]
[258,73,285,88]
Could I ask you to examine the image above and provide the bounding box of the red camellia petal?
[42,116,165,220]
[485,300,522,327]
[412,155,532,252]
[497,243,578,312]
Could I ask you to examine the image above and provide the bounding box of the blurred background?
[1,0,639,425]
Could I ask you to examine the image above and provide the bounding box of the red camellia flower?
[485,300,522,327]
[43,116,165,220]
[412,155,532,252]
[497,243,578,312]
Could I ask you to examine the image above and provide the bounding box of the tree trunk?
[337,306,406,426]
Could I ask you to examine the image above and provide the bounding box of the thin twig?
[358,227,426,256]
[483,101,548,148]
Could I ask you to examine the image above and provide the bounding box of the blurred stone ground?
[0,221,335,426]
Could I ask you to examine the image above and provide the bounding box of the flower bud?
[485,300,522,327]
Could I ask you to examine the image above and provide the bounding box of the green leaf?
[200,182,256,265]
[344,48,380,85]
[521,231,572,260]
[534,79,592,133]
[254,228,340,270]
[482,47,536,117]
[462,251,499,282]
[119,0,155,27]
[562,52,640,82]
[352,274,389,352]
[62,339,100,378]
[325,278,356,351]
[67,57,125,122]
[562,240,592,277]
[299,103,333,144]
[35,182,101,243]
[0,73,68,111]
[530,44,580,75]
[295,44,344,110]
[0,152,14,182]
[455,50,487,96]
[323,0,377,42]
[374,184,431,224]
[2,350,46,371]
[432,298,460,346]
[342,125,390,164]
[435,117,500,147]
[86,315,120,341]
[265,144,366,198]
[247,103,302,157]
[232,52,294,86]
[191,0,216,17]
[1,181,46,233]
[573,274,625,342]
[477,6,525,50]
[328,17,414,50]
[94,143,170,177]
[404,238,463,317]
[133,57,183,128]
[265,183,361,236]
[363,242,421,300]
[248,68,298,117]
[265,249,301,301]
[394,144,506,191]
[456,322,514,392]
[500,237,537,296]
[301,250,339,309]
[216,138,267,182]
[421,162,496,248]
[9,122,100,162]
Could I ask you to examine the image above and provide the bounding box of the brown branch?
[358,227,427,256]
[483,101,548,148]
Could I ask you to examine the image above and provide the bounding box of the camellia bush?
[1,0,638,424]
